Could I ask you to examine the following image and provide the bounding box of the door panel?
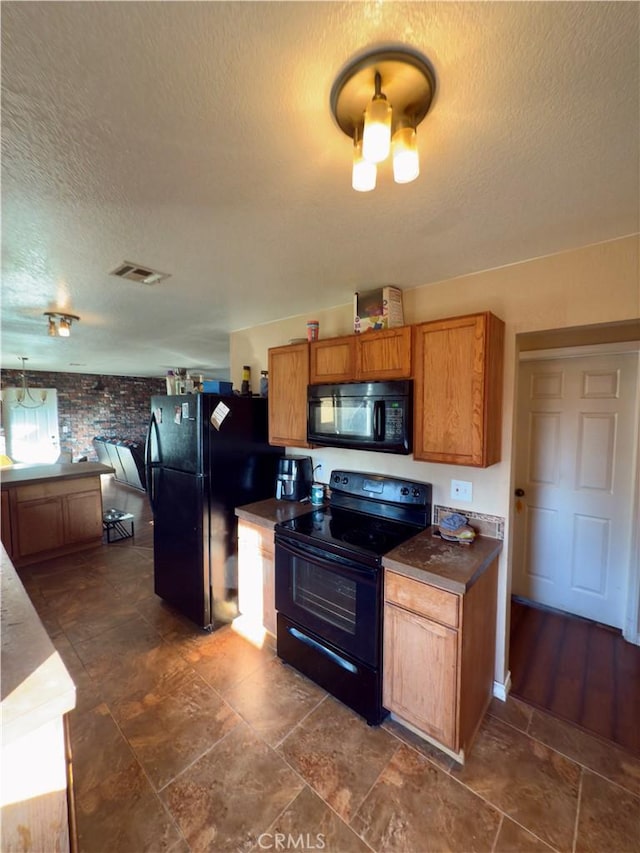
[513,352,638,628]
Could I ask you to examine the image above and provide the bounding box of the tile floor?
[17,481,640,853]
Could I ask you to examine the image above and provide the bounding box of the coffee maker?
[275,455,313,501]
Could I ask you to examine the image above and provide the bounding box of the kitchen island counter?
[0,461,113,487]
[1,544,76,850]
[1,462,114,566]
[383,526,503,595]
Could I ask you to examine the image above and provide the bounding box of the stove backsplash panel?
[433,505,505,540]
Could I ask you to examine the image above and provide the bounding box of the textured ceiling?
[2,1,638,378]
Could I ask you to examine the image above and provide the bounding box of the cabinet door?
[383,602,458,749]
[14,497,65,557]
[309,336,356,384]
[238,520,276,636]
[63,489,103,543]
[261,535,276,636]
[268,343,309,447]
[356,327,412,380]
[1,490,13,558]
[413,312,504,467]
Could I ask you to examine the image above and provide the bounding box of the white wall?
[230,235,640,686]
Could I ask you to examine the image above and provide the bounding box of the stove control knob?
[412,488,421,498]
[342,476,349,484]
[333,474,341,484]
[400,487,409,496]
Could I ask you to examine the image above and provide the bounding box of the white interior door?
[3,388,60,463]
[512,351,639,629]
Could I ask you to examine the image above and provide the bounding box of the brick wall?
[1,370,165,461]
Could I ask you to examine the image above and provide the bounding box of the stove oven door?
[274,534,380,667]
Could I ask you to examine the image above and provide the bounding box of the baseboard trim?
[493,670,511,701]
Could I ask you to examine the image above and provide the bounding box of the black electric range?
[274,469,432,724]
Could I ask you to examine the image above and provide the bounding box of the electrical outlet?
[451,479,473,502]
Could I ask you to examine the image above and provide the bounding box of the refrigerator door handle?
[145,412,159,513]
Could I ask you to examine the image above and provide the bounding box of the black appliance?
[146,394,283,629]
[307,380,412,454]
[275,469,431,725]
[275,455,313,501]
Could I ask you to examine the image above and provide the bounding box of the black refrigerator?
[146,394,283,629]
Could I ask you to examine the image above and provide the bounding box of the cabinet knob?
[514,488,525,497]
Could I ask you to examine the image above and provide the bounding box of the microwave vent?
[110,261,171,285]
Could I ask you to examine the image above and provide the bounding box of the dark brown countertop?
[1,461,114,488]
[235,497,324,529]
[383,526,503,595]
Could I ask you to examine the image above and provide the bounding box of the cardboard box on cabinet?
[354,286,404,333]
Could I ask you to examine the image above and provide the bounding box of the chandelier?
[330,46,436,192]
[10,357,47,409]
[43,311,80,337]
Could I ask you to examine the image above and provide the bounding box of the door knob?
[515,488,525,497]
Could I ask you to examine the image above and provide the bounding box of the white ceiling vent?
[110,261,170,285]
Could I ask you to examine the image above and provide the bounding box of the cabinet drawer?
[15,477,99,503]
[385,571,459,628]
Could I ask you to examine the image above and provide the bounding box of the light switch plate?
[451,479,473,502]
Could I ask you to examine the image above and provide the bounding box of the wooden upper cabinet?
[356,326,412,380]
[412,312,504,467]
[309,326,411,384]
[309,336,356,384]
[268,342,310,447]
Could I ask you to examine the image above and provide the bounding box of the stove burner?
[340,529,390,550]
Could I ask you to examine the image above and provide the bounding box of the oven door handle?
[288,626,358,673]
[275,535,378,579]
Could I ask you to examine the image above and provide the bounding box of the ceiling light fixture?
[11,357,47,408]
[43,311,80,337]
[330,46,436,192]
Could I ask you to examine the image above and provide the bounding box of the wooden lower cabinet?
[237,519,276,636]
[1,490,14,559]
[383,559,498,761]
[4,475,105,566]
[384,604,458,747]
[63,488,103,544]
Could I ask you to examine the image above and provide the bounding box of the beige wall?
[230,234,640,686]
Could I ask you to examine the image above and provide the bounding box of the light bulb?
[58,317,71,337]
[352,136,376,192]
[362,83,392,164]
[48,317,58,336]
[392,125,420,183]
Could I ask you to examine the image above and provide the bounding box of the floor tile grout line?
[487,704,640,798]
[273,692,330,751]
[153,712,242,795]
[572,767,584,853]
[490,813,505,853]
[347,739,405,840]
[514,723,640,799]
[93,699,190,850]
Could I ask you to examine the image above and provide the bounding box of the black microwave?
[307,380,412,454]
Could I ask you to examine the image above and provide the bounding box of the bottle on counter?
[241,365,252,396]
[260,370,268,397]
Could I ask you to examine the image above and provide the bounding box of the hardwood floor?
[510,597,640,755]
